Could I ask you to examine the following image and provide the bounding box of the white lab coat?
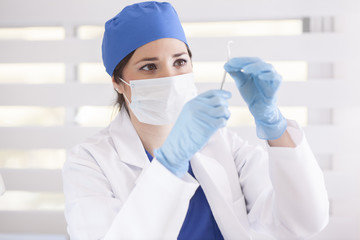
[63,107,329,240]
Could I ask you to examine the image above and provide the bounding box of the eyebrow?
[173,52,188,58]
[135,52,188,64]
[135,57,158,64]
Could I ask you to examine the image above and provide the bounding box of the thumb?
[227,70,251,89]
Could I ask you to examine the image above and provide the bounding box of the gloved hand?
[154,90,231,178]
[224,57,287,140]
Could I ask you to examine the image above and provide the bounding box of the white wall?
[0,0,359,239]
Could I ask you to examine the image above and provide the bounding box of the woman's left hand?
[224,57,287,140]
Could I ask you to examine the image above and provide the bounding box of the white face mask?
[120,72,197,125]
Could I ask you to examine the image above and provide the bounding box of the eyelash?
[140,63,156,71]
[174,59,187,67]
[139,59,187,71]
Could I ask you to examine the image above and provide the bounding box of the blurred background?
[0,0,359,239]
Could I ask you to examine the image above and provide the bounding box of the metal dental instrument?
[220,41,233,90]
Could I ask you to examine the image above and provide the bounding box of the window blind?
[0,0,359,239]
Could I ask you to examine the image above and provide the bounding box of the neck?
[128,109,172,157]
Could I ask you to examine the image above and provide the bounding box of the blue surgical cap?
[102,1,188,76]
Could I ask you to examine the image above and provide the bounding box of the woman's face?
[113,38,193,96]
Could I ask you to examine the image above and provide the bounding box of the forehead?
[131,38,188,60]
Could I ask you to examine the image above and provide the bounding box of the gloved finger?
[227,71,251,88]
[208,117,228,129]
[192,100,229,122]
[258,71,281,81]
[195,106,230,128]
[189,94,221,108]
[224,57,261,73]
[256,72,282,98]
[199,94,230,108]
[207,105,231,119]
[242,61,275,75]
[197,89,232,100]
[196,112,228,130]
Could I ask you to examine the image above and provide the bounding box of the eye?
[140,63,157,71]
[174,59,187,67]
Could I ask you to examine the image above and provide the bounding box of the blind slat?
[0,211,66,235]
[1,169,358,202]
[0,126,357,155]
[0,81,358,107]
[0,34,357,63]
[0,212,355,238]
[0,169,62,192]
[0,0,359,23]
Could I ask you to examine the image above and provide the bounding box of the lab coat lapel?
[109,109,251,238]
[109,108,149,169]
[191,151,251,239]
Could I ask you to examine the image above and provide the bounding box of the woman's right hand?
[154,89,231,177]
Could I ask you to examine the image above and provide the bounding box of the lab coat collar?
[108,107,149,169]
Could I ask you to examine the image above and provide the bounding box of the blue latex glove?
[224,57,287,140]
[154,90,231,178]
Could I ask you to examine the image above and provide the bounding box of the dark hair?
[113,50,136,110]
[112,44,193,110]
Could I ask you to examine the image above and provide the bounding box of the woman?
[63,2,329,239]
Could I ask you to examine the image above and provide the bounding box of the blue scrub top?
[145,150,224,240]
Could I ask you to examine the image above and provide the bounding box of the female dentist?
[63,2,329,239]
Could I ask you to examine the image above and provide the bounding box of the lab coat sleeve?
[233,120,329,239]
[63,146,199,240]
